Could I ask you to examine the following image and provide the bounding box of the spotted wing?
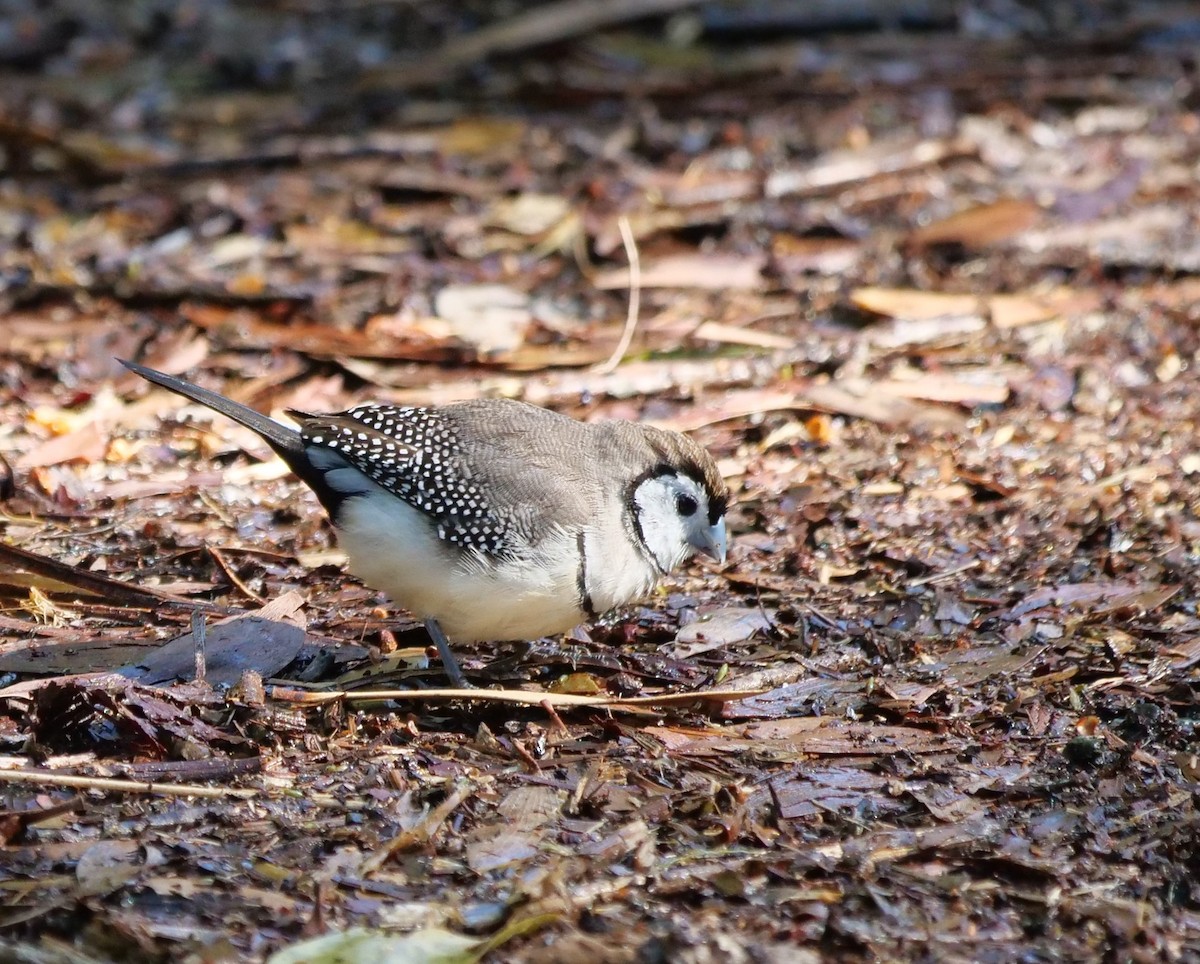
[294,405,512,557]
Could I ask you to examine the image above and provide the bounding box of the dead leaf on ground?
[908,198,1043,249]
[669,607,775,659]
[434,283,532,355]
[75,840,147,898]
[594,253,766,290]
[766,137,970,197]
[119,591,307,687]
[850,286,1102,329]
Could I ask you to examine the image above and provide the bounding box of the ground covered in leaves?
[1,3,1199,961]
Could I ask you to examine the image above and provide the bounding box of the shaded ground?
[1,3,1199,961]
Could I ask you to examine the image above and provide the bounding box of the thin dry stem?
[0,768,257,799]
[594,214,641,374]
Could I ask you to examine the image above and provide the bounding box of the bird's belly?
[335,492,584,642]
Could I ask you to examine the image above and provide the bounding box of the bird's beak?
[693,517,727,565]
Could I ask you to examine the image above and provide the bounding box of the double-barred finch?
[121,360,729,686]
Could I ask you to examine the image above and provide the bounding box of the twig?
[907,560,981,587]
[0,769,257,799]
[207,545,266,603]
[192,609,207,683]
[268,685,764,715]
[0,795,84,831]
[0,117,109,180]
[594,215,642,375]
[111,757,262,782]
[800,602,841,631]
[357,0,706,91]
[359,780,473,874]
[539,699,570,736]
[0,541,227,613]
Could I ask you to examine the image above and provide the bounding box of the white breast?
[579,522,660,615]
[335,484,586,642]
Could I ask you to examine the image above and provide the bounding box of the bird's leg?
[424,617,470,688]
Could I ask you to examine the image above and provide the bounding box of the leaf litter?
[1,4,1199,962]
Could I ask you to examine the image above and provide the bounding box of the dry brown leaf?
[466,785,564,873]
[908,198,1042,248]
[692,321,795,350]
[75,840,144,897]
[486,193,571,236]
[648,389,804,432]
[851,286,1101,330]
[864,314,988,349]
[922,482,973,501]
[805,380,966,430]
[436,116,527,156]
[861,481,905,496]
[593,206,726,256]
[434,283,532,355]
[987,290,1102,329]
[182,305,462,362]
[1131,278,1200,310]
[285,219,416,255]
[657,717,959,758]
[17,423,108,469]
[594,253,765,290]
[119,591,307,687]
[872,373,1010,406]
[669,607,775,659]
[660,170,759,207]
[851,288,982,320]
[1165,637,1200,670]
[766,137,969,197]
[771,233,862,277]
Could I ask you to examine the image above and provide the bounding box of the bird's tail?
[119,358,302,458]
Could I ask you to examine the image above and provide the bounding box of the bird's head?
[628,429,728,574]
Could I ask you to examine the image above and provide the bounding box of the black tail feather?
[119,358,303,458]
[120,358,357,519]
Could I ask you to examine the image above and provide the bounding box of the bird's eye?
[675,493,698,517]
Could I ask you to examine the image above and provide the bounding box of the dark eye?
[675,493,698,517]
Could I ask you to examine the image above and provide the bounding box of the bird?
[120,359,729,687]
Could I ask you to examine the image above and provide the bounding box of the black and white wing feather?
[293,405,512,557]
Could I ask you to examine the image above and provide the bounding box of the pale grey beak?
[693,517,727,565]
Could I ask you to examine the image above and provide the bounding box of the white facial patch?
[631,473,712,573]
